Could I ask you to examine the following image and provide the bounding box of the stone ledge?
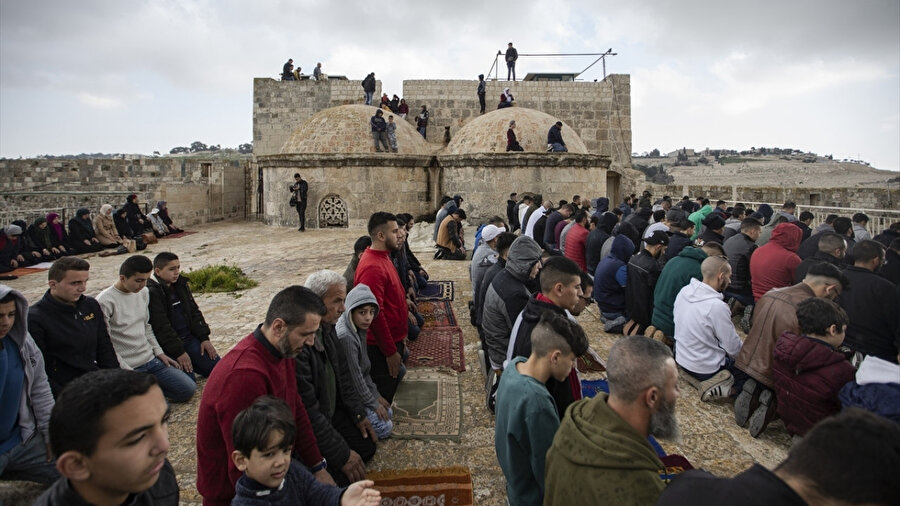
[436,152,612,171]
[256,153,434,168]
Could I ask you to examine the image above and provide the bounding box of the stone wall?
[647,183,899,210]
[253,78,383,157]
[0,157,249,226]
[257,154,432,229]
[437,153,611,220]
[402,76,632,172]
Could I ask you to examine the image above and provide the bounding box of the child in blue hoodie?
[335,284,394,440]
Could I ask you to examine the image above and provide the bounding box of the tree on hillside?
[649,148,660,157]
[238,143,253,154]
[190,141,208,152]
[170,146,189,154]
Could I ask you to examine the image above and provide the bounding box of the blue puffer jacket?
[840,382,900,424]
[593,235,634,313]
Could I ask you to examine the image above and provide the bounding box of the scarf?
[46,212,64,241]
[73,208,95,235]
[100,204,113,217]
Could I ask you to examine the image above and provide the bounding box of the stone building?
[253,76,632,227]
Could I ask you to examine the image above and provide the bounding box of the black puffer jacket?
[34,460,179,505]
[723,232,758,296]
[625,249,663,327]
[147,275,211,358]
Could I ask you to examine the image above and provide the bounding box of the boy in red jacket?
[772,297,855,436]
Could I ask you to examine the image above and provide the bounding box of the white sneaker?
[700,370,734,402]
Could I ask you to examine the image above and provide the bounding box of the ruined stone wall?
[647,183,898,210]
[253,78,382,157]
[437,153,611,221]
[0,157,249,226]
[402,76,632,172]
[257,154,432,229]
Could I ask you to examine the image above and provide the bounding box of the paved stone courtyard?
[0,220,791,505]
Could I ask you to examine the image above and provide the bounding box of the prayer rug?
[160,231,196,239]
[4,266,49,278]
[576,346,607,373]
[367,466,474,506]
[418,300,457,328]
[407,326,465,372]
[392,369,462,440]
[418,280,454,301]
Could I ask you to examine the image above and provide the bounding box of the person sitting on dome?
[498,88,514,109]
[506,120,524,151]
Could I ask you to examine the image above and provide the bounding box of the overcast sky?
[1,0,898,170]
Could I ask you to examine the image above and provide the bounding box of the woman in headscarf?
[113,207,135,239]
[155,201,183,233]
[27,216,62,259]
[11,220,46,264]
[498,87,514,109]
[94,204,124,247]
[122,194,149,236]
[45,213,70,254]
[67,208,104,253]
[147,208,169,237]
[0,225,27,272]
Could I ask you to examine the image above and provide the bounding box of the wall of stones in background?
[646,183,898,210]
[402,76,632,172]
[0,158,248,226]
[253,78,382,156]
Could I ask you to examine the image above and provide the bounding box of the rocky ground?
[0,220,791,505]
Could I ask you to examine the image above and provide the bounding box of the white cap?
[481,224,506,242]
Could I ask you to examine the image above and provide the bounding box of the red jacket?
[196,329,323,505]
[564,224,589,272]
[354,247,407,356]
[772,331,855,436]
[750,223,802,300]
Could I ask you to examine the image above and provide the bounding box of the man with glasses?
[734,262,849,438]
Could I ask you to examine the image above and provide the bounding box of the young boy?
[230,396,381,505]
[772,297,856,436]
[386,115,398,153]
[147,251,220,379]
[335,284,393,440]
[97,255,196,402]
[34,369,178,505]
[494,311,589,506]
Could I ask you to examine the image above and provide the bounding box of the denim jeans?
[366,407,393,440]
[182,336,221,379]
[365,91,373,105]
[136,357,196,403]
[0,433,59,484]
[724,291,754,307]
[550,143,568,152]
[507,61,516,81]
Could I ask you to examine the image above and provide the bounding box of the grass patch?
[182,264,258,293]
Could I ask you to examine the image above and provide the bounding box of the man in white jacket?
[673,255,744,402]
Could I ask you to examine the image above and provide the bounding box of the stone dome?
[280,104,431,155]
[445,107,588,155]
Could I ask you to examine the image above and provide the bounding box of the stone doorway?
[606,171,621,203]
[318,194,349,228]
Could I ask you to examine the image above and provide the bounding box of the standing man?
[197,286,332,505]
[0,285,58,485]
[370,110,390,153]
[282,58,294,81]
[354,212,408,403]
[505,42,518,81]
[290,173,309,232]
[416,105,429,139]
[28,257,120,396]
[362,73,376,105]
[313,62,324,81]
[547,122,567,152]
[477,74,487,114]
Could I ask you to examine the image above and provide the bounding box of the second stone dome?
[446,107,588,155]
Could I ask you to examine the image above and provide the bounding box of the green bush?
[182,264,258,293]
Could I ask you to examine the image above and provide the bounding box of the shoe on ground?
[747,388,778,438]
[740,305,754,334]
[603,315,627,333]
[734,377,760,427]
[652,329,674,348]
[644,325,657,338]
[677,365,702,390]
[700,369,735,402]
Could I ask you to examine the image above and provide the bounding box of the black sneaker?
[734,378,760,427]
[747,388,778,438]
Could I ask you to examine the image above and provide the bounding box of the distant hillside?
[633,149,897,188]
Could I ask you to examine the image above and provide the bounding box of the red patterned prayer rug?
[418,300,457,328]
[160,231,196,239]
[367,466,473,506]
[407,326,466,372]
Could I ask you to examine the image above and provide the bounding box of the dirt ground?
[0,220,790,505]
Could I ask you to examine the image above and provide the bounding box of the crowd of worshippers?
[1,209,429,503]
[0,195,183,276]
[460,190,899,504]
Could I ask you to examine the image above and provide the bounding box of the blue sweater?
[231,460,343,505]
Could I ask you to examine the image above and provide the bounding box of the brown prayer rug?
[392,369,462,440]
[418,300,457,328]
[367,466,474,506]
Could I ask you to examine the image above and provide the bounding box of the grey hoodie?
[0,285,54,444]
[335,284,381,411]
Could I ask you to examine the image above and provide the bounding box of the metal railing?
[728,201,899,237]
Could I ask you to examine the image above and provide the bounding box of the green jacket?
[651,246,708,337]
[688,205,713,240]
[543,393,665,506]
